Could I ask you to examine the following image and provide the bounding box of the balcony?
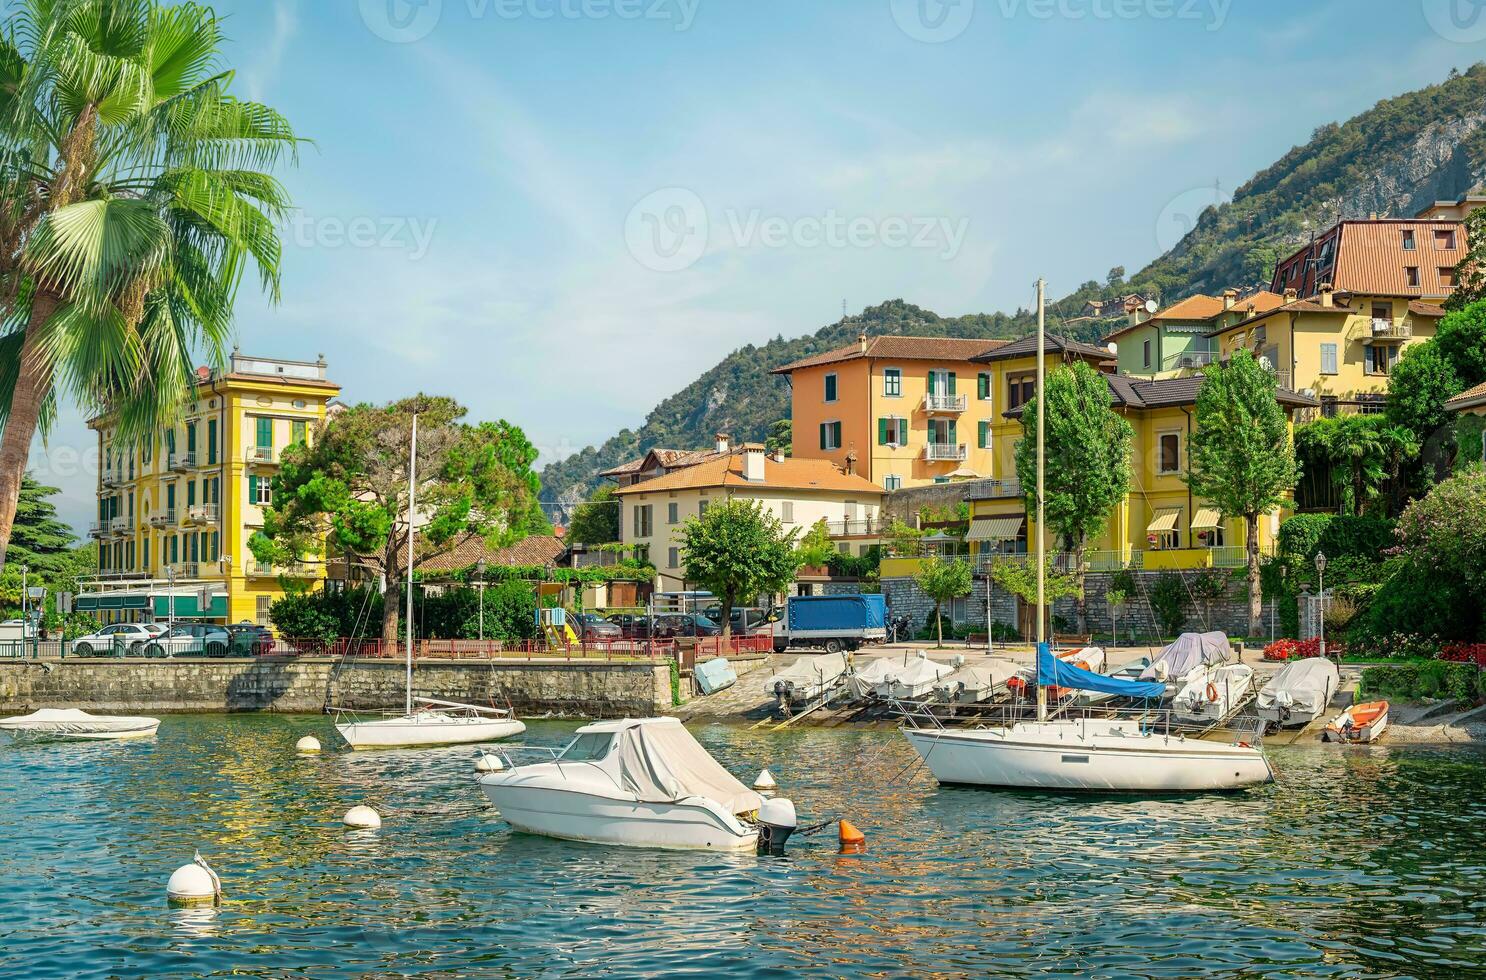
[101,470,125,489]
[87,522,106,539]
[168,452,194,471]
[824,517,884,537]
[247,560,315,578]
[1162,350,1217,373]
[245,444,278,465]
[1363,318,1412,344]
[974,477,1022,499]
[169,562,201,579]
[148,508,176,527]
[923,442,968,462]
[108,517,131,536]
[185,504,218,524]
[922,393,968,414]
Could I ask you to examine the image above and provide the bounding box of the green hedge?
[1359,661,1483,702]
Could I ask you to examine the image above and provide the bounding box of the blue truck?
[770,594,888,654]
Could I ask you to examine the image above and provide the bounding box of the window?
[165,429,176,456]
[249,474,272,506]
[1142,339,1152,368]
[169,535,178,564]
[668,547,679,569]
[560,732,613,761]
[878,417,907,446]
[1372,303,1391,322]
[977,420,990,450]
[667,502,678,524]
[256,416,273,448]
[1320,343,1338,375]
[824,373,838,402]
[291,420,308,446]
[142,436,151,465]
[143,539,150,570]
[928,369,956,397]
[256,595,271,625]
[884,474,902,491]
[1402,229,1416,250]
[1159,433,1181,474]
[633,504,653,538]
[1440,266,1456,288]
[166,483,176,512]
[883,368,901,397]
[977,372,991,400]
[1366,345,1399,376]
[1405,266,1420,287]
[187,481,196,507]
[207,419,217,464]
[819,421,842,451]
[1435,228,1457,249]
[698,499,709,518]
[1007,373,1035,411]
[781,501,794,523]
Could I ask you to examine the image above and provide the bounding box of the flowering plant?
[1440,643,1486,667]
[1262,638,1340,661]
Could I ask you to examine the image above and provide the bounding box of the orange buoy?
[838,819,866,855]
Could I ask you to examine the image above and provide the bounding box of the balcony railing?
[169,563,201,579]
[1161,350,1217,372]
[168,452,194,471]
[974,477,1022,499]
[87,522,106,539]
[245,444,278,464]
[923,393,968,414]
[147,509,175,527]
[1363,318,1412,343]
[101,470,125,488]
[108,517,131,536]
[248,561,315,578]
[923,442,968,462]
[185,504,218,524]
[823,517,883,537]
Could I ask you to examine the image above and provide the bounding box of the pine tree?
[6,475,75,578]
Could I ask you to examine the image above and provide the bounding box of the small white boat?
[336,698,526,750]
[877,654,954,700]
[1322,701,1389,744]
[1141,631,1232,691]
[845,657,895,699]
[0,708,160,742]
[479,717,779,850]
[932,660,1020,704]
[1172,663,1255,727]
[765,652,848,705]
[1257,658,1339,729]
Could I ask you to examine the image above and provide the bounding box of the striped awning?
[1146,507,1183,534]
[1190,507,1223,531]
[968,515,1026,541]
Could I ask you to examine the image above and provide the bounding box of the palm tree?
[0,0,300,565]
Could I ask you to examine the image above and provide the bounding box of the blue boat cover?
[1038,644,1165,699]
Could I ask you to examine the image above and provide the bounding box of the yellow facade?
[86,353,339,625]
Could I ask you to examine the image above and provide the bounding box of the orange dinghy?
[1322,700,1389,744]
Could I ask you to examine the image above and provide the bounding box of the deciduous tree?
[566,485,620,545]
[679,499,799,639]
[915,558,972,648]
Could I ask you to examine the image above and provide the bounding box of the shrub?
[1262,637,1344,661]
[1358,661,1479,702]
[1150,572,1187,636]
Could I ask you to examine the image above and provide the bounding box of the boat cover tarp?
[933,660,1020,701]
[880,657,954,696]
[0,708,156,733]
[1039,645,1164,699]
[763,652,848,695]
[847,658,897,698]
[614,719,763,815]
[1140,631,1231,681]
[1257,657,1339,713]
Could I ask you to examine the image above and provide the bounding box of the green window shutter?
[978,421,989,449]
[208,420,217,463]
[166,484,175,509]
[947,373,957,396]
[257,417,273,447]
[832,422,842,447]
[186,423,196,453]
[948,420,958,445]
[187,482,196,506]
[249,475,259,501]
[978,373,989,399]
[819,423,828,450]
[878,418,888,445]
[166,429,176,455]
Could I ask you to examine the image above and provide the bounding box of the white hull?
[337,713,526,750]
[904,721,1272,792]
[479,777,757,851]
[0,709,159,742]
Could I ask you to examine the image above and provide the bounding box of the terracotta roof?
[1003,373,1317,417]
[613,452,884,496]
[599,447,723,478]
[1446,379,1486,412]
[1206,297,1348,337]
[1333,220,1466,296]
[1408,300,1447,318]
[970,333,1115,364]
[396,534,568,575]
[1104,291,1287,342]
[771,335,1008,374]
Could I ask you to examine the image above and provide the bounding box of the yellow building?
[772,333,1115,489]
[1106,290,1286,378]
[82,352,340,625]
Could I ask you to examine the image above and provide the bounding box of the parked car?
[572,613,622,641]
[700,606,778,636]
[604,613,652,639]
[652,613,722,639]
[70,623,163,656]
[0,618,37,639]
[144,624,232,658]
[226,622,276,655]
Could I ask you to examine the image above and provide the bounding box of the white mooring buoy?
[475,753,504,773]
[753,768,778,793]
[343,805,382,829]
[166,851,221,906]
[295,735,321,753]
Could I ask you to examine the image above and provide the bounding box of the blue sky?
[32,0,1486,531]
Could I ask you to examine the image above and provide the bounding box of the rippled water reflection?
[2,715,1484,978]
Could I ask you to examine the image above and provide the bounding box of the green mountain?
[542,64,1486,510]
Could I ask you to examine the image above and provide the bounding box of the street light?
[475,559,487,645]
[1314,550,1328,660]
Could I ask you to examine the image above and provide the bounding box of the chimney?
[1222,288,1237,311]
[858,332,868,354]
[715,432,731,454]
[844,449,858,476]
[1319,283,1334,308]
[742,444,766,482]
[1283,288,1298,303]
[1368,212,1378,221]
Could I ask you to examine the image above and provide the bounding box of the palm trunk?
[0,295,60,568]
[1246,514,1261,638]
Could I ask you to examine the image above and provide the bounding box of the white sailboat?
[335,413,526,750]
[900,279,1273,793]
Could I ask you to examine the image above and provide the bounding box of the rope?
[794,816,839,837]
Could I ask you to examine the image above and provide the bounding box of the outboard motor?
[773,679,793,710]
[756,796,797,855]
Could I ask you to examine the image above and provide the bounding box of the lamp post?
[1314,550,1328,660]
[475,559,486,646]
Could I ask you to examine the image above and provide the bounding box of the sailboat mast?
[1035,278,1047,723]
[406,412,418,717]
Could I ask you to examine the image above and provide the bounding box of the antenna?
[842,299,848,322]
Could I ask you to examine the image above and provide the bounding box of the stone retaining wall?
[0,657,674,716]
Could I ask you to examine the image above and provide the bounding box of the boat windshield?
[560,732,614,761]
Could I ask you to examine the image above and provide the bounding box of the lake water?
[2,715,1484,978]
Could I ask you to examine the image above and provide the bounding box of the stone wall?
[0,657,674,716]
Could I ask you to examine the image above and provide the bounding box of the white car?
[71,623,165,656]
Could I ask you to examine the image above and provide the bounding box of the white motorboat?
[932,659,1020,704]
[0,708,160,742]
[1257,658,1340,729]
[1172,663,1255,727]
[877,654,954,700]
[1140,631,1232,691]
[336,698,526,750]
[765,652,848,705]
[846,657,895,699]
[479,717,788,851]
